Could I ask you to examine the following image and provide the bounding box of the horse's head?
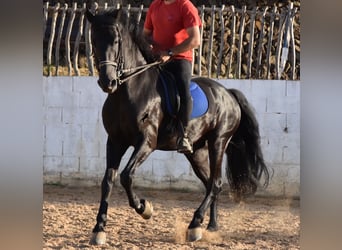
[86,8,127,93]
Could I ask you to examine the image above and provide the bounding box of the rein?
[118,61,162,83]
[98,60,161,84]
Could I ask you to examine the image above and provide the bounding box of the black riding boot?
[177,123,193,154]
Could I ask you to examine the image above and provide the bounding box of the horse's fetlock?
[194,211,204,223]
[216,178,223,187]
[135,203,144,214]
[93,224,105,233]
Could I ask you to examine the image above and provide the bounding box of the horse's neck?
[124,65,159,102]
[120,33,159,99]
[122,38,147,69]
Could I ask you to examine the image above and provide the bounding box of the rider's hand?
[159,50,171,63]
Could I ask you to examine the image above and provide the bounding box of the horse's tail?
[226,88,270,201]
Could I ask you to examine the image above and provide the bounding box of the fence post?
[47,3,60,76]
[55,3,68,76]
[246,6,257,79]
[43,2,49,39]
[196,5,205,77]
[65,3,77,76]
[217,5,225,78]
[85,2,98,76]
[237,5,246,79]
[73,3,86,76]
[289,4,298,80]
[275,11,286,79]
[266,6,277,79]
[226,5,236,79]
[207,5,216,78]
[256,6,268,79]
[136,4,144,24]
[280,3,293,77]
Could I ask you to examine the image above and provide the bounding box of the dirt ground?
[43,184,300,249]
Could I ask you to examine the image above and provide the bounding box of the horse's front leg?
[90,138,128,245]
[120,142,154,219]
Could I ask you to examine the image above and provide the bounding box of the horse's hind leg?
[90,137,128,245]
[186,138,227,241]
[185,145,219,231]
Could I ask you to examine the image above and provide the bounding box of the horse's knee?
[213,178,223,194]
[102,168,117,188]
[107,168,118,182]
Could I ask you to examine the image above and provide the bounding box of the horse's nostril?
[111,79,118,86]
[108,82,117,93]
[97,76,117,93]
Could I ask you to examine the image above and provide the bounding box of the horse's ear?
[86,9,95,23]
[85,1,98,23]
[115,7,123,21]
[116,8,129,26]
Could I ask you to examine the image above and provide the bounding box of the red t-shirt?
[144,0,201,62]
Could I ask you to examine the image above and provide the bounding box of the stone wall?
[43,76,300,197]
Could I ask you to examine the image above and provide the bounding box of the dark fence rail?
[43,1,300,80]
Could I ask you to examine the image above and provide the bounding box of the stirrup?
[177,136,193,154]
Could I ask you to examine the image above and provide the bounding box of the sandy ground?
[43,184,299,249]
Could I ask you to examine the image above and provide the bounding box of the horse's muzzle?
[97,79,118,93]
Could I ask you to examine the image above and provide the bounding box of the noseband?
[98,61,118,68]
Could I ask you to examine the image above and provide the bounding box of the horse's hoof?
[90,231,106,245]
[207,224,218,232]
[140,200,153,219]
[187,227,202,242]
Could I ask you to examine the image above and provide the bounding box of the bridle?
[97,24,161,85]
[98,60,118,68]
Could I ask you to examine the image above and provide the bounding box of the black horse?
[85,8,269,244]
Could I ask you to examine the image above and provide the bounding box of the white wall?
[43,77,300,197]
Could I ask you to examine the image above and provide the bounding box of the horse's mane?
[94,8,157,64]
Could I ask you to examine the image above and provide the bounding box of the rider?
[143,0,201,154]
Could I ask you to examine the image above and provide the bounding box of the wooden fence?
[43,2,299,80]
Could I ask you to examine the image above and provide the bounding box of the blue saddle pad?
[159,72,209,119]
[189,81,209,118]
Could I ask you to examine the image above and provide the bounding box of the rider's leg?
[165,59,193,153]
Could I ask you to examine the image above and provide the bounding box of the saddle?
[158,70,209,119]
